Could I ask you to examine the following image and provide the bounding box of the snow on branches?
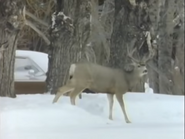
[51,11,73,32]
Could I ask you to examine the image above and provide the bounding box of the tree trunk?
[158,0,175,95]
[147,0,184,95]
[170,0,184,95]
[110,0,150,92]
[46,0,91,94]
[0,0,23,97]
[89,0,113,66]
[46,0,73,94]
[69,0,91,63]
[109,0,131,69]
[147,0,160,93]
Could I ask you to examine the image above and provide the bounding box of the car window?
[15,57,43,74]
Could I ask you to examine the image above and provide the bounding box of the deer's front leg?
[115,93,131,123]
[107,94,114,120]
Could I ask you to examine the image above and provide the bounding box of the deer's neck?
[125,73,140,92]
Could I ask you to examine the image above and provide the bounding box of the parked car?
[15,50,48,94]
[15,50,94,95]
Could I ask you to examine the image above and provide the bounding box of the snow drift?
[0,92,184,139]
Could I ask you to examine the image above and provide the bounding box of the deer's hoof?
[109,117,113,120]
[126,120,131,123]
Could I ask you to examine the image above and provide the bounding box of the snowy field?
[0,89,184,139]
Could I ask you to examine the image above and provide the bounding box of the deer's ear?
[124,64,134,73]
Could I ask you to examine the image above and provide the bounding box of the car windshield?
[15,57,40,74]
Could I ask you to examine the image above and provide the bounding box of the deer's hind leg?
[69,86,86,105]
[69,80,92,105]
[52,85,74,103]
[115,92,131,123]
[68,91,82,100]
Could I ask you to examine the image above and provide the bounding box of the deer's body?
[70,63,140,94]
[52,62,147,123]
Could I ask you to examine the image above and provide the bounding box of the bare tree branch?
[25,20,50,45]
[25,10,49,27]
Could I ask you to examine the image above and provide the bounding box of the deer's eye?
[137,65,141,68]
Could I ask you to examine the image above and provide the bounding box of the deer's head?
[124,41,155,77]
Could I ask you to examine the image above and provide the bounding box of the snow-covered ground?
[0,91,184,139]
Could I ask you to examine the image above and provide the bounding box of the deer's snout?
[142,66,147,74]
[143,69,147,73]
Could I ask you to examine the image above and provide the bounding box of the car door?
[14,56,47,94]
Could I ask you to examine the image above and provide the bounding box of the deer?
[52,40,155,123]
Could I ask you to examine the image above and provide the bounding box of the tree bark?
[46,0,91,94]
[147,0,184,95]
[109,0,132,69]
[69,0,91,63]
[89,0,113,66]
[158,0,175,95]
[170,0,184,95]
[147,0,160,93]
[110,0,150,92]
[46,0,73,94]
[0,0,23,97]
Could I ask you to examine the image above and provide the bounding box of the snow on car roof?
[16,50,48,73]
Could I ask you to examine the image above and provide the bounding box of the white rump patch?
[69,64,76,76]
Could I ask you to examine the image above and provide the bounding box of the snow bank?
[0,93,184,139]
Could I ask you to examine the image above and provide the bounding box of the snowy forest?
[0,0,184,97]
